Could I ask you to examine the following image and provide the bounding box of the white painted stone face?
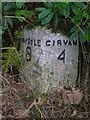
[23,27,78,93]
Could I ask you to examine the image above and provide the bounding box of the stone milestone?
[23,27,78,93]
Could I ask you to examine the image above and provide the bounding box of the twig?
[69,17,85,36]
[21,101,36,117]
[1,47,15,50]
[4,15,35,27]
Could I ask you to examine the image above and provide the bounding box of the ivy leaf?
[35,8,46,11]
[38,9,52,19]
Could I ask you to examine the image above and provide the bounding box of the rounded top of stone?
[23,26,70,40]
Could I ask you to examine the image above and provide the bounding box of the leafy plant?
[2,48,22,72]
[2,2,34,34]
[14,30,23,39]
[35,3,70,26]
[35,2,90,42]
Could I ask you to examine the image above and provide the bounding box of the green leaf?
[16,2,25,9]
[70,3,79,15]
[4,3,14,11]
[0,26,2,35]
[41,94,47,104]
[17,17,24,22]
[5,17,13,28]
[53,2,61,8]
[2,17,5,26]
[73,15,81,22]
[88,22,90,28]
[85,34,90,42]
[88,16,90,19]
[35,7,46,11]
[80,28,88,42]
[42,11,54,25]
[38,9,52,18]
[73,2,85,9]
[54,3,68,10]
[66,4,70,17]
[54,3,67,16]
[43,2,53,8]
[80,30,85,42]
[14,30,23,39]
[70,30,78,40]
[45,11,54,23]
[70,26,77,33]
[16,10,33,17]
[2,26,8,31]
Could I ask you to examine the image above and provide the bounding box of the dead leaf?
[60,88,83,105]
[11,83,24,92]
[71,110,77,117]
[15,109,29,117]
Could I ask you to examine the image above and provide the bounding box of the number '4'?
[58,49,65,63]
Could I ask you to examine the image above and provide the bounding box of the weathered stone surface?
[23,27,78,93]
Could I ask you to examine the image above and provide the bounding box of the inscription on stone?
[23,27,78,93]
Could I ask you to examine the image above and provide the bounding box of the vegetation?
[1,1,90,119]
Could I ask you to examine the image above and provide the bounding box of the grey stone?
[23,27,78,93]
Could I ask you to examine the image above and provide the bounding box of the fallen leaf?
[71,110,77,117]
[60,88,83,104]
